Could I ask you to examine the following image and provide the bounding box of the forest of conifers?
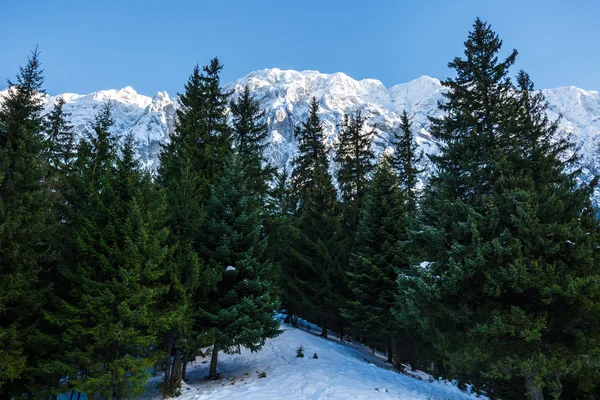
[1,19,599,400]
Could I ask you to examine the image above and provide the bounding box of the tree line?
[2,18,600,400]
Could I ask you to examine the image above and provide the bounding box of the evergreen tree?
[398,19,600,399]
[335,110,375,247]
[230,85,275,199]
[51,107,170,399]
[284,100,342,335]
[390,110,423,213]
[198,156,281,380]
[343,155,408,365]
[0,49,56,399]
[290,97,328,206]
[264,168,296,313]
[46,96,76,179]
[289,163,343,337]
[156,59,231,394]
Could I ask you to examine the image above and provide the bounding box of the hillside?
[139,320,483,400]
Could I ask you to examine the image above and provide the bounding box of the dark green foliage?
[289,164,343,337]
[285,99,346,337]
[389,110,423,213]
[290,97,328,206]
[231,85,275,199]
[398,19,600,399]
[343,155,408,365]
[335,110,375,247]
[198,156,281,379]
[156,59,231,392]
[46,96,76,179]
[0,49,58,399]
[49,105,170,398]
[296,346,305,358]
[265,168,296,309]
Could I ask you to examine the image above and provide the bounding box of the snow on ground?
[141,320,484,400]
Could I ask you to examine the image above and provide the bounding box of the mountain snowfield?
[3,68,600,202]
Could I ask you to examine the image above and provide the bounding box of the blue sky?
[1,0,598,96]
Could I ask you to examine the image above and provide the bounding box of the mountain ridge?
[2,68,600,203]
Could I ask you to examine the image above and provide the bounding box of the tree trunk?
[170,348,182,388]
[320,323,327,338]
[163,338,173,385]
[69,390,75,400]
[525,373,544,400]
[435,360,447,378]
[208,346,219,380]
[387,337,393,364]
[181,351,188,381]
[0,388,11,400]
[76,392,81,400]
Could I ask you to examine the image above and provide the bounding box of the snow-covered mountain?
[4,68,600,201]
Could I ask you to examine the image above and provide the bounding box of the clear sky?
[1,0,598,96]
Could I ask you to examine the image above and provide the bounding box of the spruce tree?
[343,155,408,365]
[230,85,275,199]
[51,107,170,399]
[398,19,600,399]
[264,168,296,312]
[286,100,344,336]
[290,97,328,206]
[46,96,76,179]
[0,49,56,399]
[290,162,343,337]
[390,110,423,213]
[198,156,281,380]
[335,110,375,247]
[156,59,231,394]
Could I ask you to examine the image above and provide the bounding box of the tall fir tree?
[290,97,328,206]
[343,154,408,365]
[335,110,375,248]
[389,110,423,213]
[50,107,170,399]
[46,96,76,179]
[0,49,57,399]
[230,85,275,199]
[286,99,344,337]
[156,59,231,394]
[198,156,281,379]
[398,19,600,399]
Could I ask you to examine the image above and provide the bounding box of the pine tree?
[46,96,76,179]
[399,19,600,399]
[51,107,170,399]
[230,85,275,199]
[343,155,408,365]
[390,110,423,213]
[156,59,231,394]
[284,100,344,336]
[264,168,296,312]
[0,49,57,399]
[290,97,328,206]
[290,163,343,337]
[335,110,375,247]
[198,156,281,380]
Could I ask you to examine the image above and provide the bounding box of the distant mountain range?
[3,68,600,204]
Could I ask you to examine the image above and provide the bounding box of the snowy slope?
[3,68,600,201]
[140,321,483,400]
